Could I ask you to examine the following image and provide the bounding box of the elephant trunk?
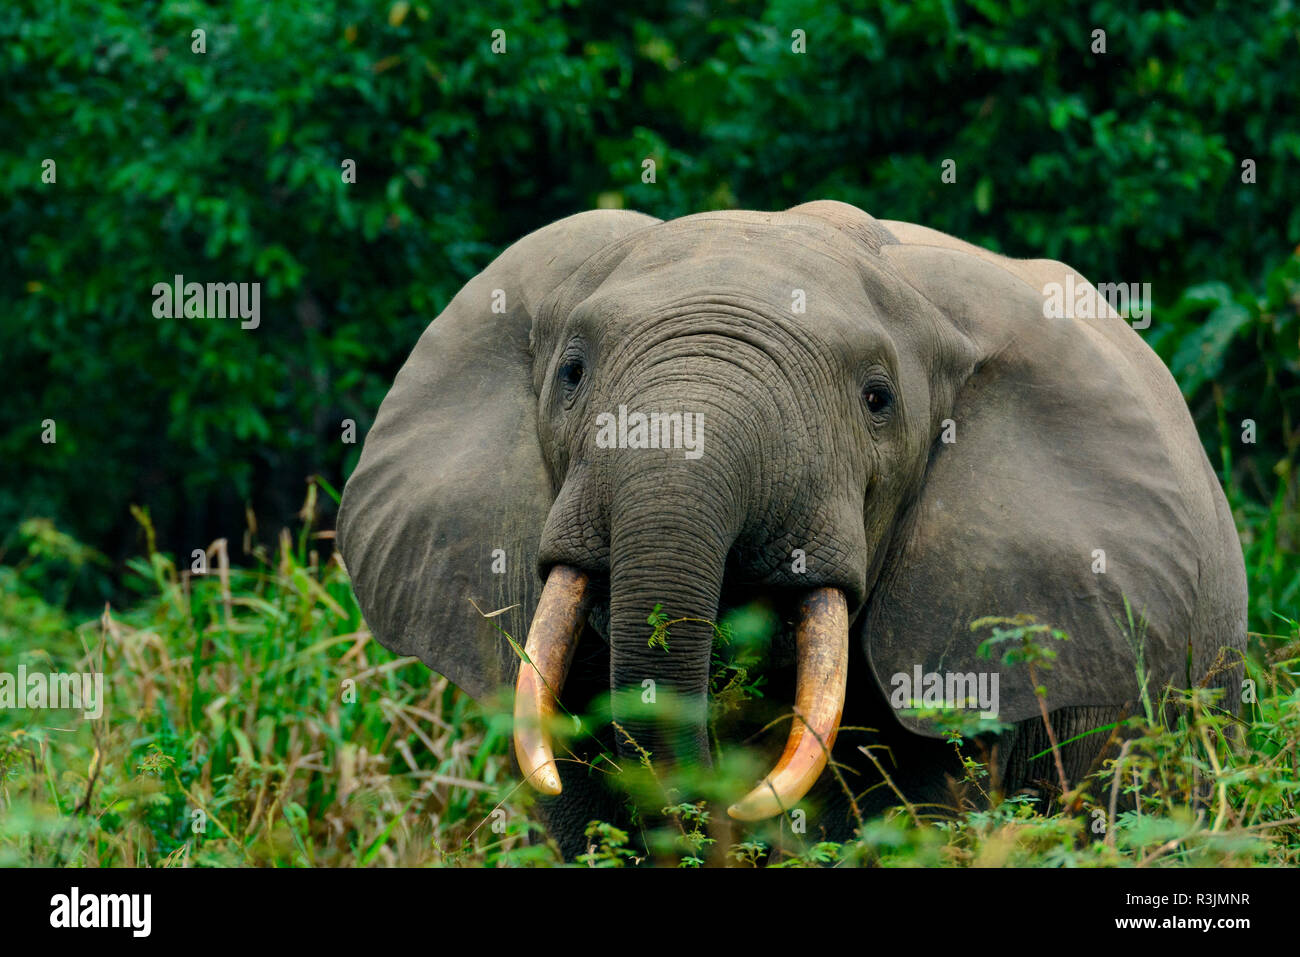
[512,443,740,797]
[606,477,737,772]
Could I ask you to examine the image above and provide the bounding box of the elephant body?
[338,203,1247,859]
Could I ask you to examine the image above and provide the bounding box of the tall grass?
[0,486,554,867]
[2,473,1296,866]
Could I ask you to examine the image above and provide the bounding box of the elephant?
[337,201,1247,859]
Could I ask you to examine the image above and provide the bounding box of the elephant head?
[337,202,1246,828]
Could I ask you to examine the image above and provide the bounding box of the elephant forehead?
[613,216,862,282]
[575,221,884,334]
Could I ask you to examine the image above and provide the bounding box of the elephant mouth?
[513,564,849,821]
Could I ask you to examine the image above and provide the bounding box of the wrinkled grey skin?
[338,202,1247,858]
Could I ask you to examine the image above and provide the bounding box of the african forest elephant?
[337,202,1247,859]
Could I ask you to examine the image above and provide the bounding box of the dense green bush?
[3,1,1297,627]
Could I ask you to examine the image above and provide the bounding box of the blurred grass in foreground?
[1,474,1296,867]
[0,484,547,867]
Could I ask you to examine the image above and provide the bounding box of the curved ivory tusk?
[513,565,591,795]
[728,587,849,821]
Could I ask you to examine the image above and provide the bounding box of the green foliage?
[715,612,1300,868]
[644,601,734,653]
[709,603,773,722]
[3,501,1298,866]
[576,821,641,868]
[974,614,1069,673]
[659,800,714,867]
[0,490,557,867]
[645,602,671,651]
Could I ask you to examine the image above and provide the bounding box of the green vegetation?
[2,1,1297,866]
[1,487,542,867]
[2,490,1296,866]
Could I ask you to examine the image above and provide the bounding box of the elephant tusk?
[728,587,848,821]
[513,564,591,795]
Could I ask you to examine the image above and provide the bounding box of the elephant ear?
[337,210,659,702]
[796,204,1217,733]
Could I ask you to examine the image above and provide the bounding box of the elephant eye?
[863,384,892,415]
[558,358,585,391]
